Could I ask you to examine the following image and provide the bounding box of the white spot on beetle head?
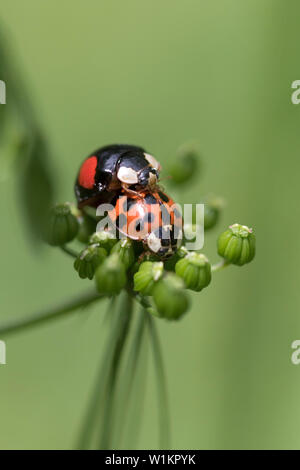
[117,166,139,184]
[144,153,161,171]
[147,232,161,253]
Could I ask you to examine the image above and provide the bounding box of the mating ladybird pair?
[75,144,183,258]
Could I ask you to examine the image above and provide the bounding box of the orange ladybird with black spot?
[108,190,183,259]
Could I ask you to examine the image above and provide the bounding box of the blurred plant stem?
[211,259,230,272]
[147,314,171,448]
[60,245,79,258]
[76,296,122,449]
[114,307,148,447]
[75,291,170,449]
[98,294,133,449]
[0,290,152,448]
[0,286,170,448]
[0,289,101,336]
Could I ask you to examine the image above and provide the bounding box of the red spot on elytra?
[78,156,97,189]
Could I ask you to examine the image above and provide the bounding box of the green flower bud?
[177,246,189,258]
[128,261,140,280]
[175,252,211,292]
[217,224,256,266]
[164,246,188,271]
[45,202,79,246]
[82,205,97,220]
[134,261,164,296]
[168,142,200,185]
[204,206,219,231]
[111,239,135,269]
[89,230,117,252]
[183,224,198,244]
[74,245,107,280]
[142,252,160,262]
[204,196,224,230]
[95,253,127,295]
[77,215,96,244]
[152,273,190,320]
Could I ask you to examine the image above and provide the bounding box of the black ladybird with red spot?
[75,144,161,208]
[108,190,183,259]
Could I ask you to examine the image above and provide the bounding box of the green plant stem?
[0,289,101,336]
[99,293,133,449]
[76,297,118,450]
[133,291,160,317]
[115,307,148,447]
[60,245,79,258]
[211,259,230,272]
[147,314,171,449]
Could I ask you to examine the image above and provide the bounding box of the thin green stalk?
[98,293,133,449]
[123,334,149,449]
[211,259,230,272]
[147,315,171,449]
[115,307,148,447]
[0,289,101,336]
[76,293,134,450]
[60,245,79,259]
[133,292,160,317]
[76,296,118,450]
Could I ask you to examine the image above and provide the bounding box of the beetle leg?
[138,251,154,263]
[121,183,143,198]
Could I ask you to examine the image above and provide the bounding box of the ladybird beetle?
[108,190,183,259]
[75,144,161,208]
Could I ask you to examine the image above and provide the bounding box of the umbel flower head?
[44,142,257,322]
[218,223,256,266]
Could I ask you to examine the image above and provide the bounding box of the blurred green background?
[1,0,300,450]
